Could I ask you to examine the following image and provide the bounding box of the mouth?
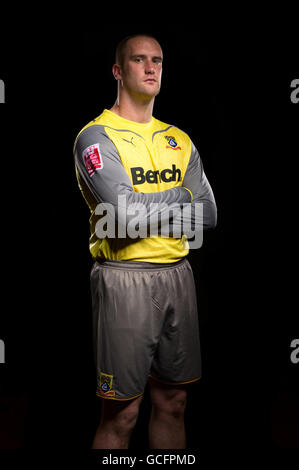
[144,79,156,83]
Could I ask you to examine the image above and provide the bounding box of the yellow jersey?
[73,109,216,262]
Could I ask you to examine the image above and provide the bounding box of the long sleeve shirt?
[74,109,217,262]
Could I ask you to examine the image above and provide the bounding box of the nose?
[145,60,155,74]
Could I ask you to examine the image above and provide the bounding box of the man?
[73,34,217,449]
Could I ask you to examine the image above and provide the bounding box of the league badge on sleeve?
[82,143,104,177]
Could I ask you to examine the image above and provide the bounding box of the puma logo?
[122,137,135,146]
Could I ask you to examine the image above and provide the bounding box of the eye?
[134,57,143,63]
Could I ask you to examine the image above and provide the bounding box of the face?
[116,36,163,100]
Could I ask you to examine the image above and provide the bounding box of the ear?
[112,64,122,80]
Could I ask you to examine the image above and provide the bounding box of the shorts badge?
[97,372,115,397]
[164,135,181,150]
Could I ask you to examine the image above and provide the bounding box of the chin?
[142,86,160,98]
[143,81,160,90]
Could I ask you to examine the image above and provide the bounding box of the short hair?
[115,34,161,67]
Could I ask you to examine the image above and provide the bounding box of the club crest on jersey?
[82,143,103,177]
[164,135,181,150]
[97,372,115,397]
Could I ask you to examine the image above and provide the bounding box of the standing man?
[73,34,217,449]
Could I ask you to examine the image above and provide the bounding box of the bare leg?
[92,395,143,449]
[148,377,187,449]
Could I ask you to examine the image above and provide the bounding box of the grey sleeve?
[181,140,217,230]
[168,140,217,237]
[74,125,191,230]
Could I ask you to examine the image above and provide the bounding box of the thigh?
[100,394,143,421]
[91,261,163,401]
[150,259,202,384]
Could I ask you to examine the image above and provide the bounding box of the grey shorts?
[90,257,201,400]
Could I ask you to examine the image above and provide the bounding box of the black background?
[0,11,298,464]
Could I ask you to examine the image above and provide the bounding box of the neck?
[110,92,154,123]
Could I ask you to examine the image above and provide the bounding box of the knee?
[151,388,187,419]
[115,406,139,433]
[101,398,140,435]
